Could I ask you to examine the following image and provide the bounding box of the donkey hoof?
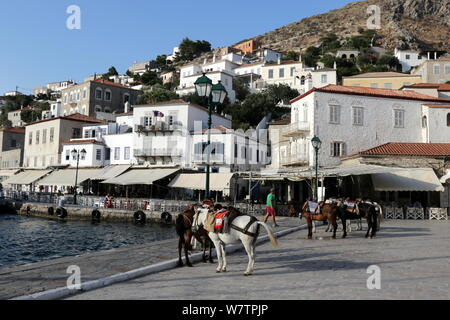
[216,270,222,273]
[187,263,193,267]
[244,272,252,276]
[221,268,227,273]
[177,262,184,268]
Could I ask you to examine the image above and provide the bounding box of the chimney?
[305,73,313,92]
[213,54,216,63]
[333,61,337,70]
[124,101,131,113]
[278,57,281,65]
[203,58,207,65]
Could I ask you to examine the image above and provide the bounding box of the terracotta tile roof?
[92,79,140,91]
[26,113,105,126]
[344,72,421,79]
[270,118,291,125]
[359,143,450,157]
[291,84,449,104]
[0,128,25,134]
[403,83,450,91]
[62,139,105,145]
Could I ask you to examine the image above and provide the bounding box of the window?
[50,128,54,143]
[42,129,47,144]
[290,67,295,77]
[268,69,274,79]
[10,139,16,148]
[445,65,450,75]
[124,147,130,160]
[65,150,70,161]
[234,143,238,158]
[394,109,405,128]
[405,54,410,60]
[447,113,450,126]
[123,93,130,104]
[76,92,80,101]
[300,76,305,85]
[96,149,102,161]
[114,147,120,160]
[433,65,440,75]
[72,128,81,138]
[105,148,111,161]
[29,132,33,145]
[422,116,427,128]
[330,142,346,157]
[105,90,112,101]
[64,94,68,104]
[352,107,364,126]
[82,88,87,99]
[384,83,392,89]
[329,105,341,124]
[370,83,378,88]
[144,116,152,127]
[95,88,103,100]
[168,115,174,126]
[279,68,284,78]
[321,74,328,83]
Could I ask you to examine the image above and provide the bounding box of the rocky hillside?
[249,0,450,53]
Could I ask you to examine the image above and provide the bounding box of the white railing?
[282,122,310,137]
[134,148,183,157]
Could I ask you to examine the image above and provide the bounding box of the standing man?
[264,188,279,227]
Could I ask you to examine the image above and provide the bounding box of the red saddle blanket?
[214,210,230,231]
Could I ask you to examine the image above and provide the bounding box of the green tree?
[137,70,162,86]
[102,66,119,80]
[264,84,300,105]
[136,87,179,104]
[233,78,251,102]
[301,46,321,67]
[282,51,300,61]
[319,54,336,68]
[175,38,211,62]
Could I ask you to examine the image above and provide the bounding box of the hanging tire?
[92,209,101,222]
[48,207,55,216]
[134,211,146,224]
[56,207,67,219]
[161,212,172,224]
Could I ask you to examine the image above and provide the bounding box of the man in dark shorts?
[264,188,279,227]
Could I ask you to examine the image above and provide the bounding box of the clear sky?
[0,0,355,95]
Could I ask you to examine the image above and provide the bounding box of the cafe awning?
[371,168,444,192]
[101,168,179,186]
[168,173,235,191]
[0,169,20,178]
[3,170,52,185]
[37,169,103,186]
[90,165,131,181]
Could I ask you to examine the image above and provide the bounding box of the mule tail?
[256,221,278,247]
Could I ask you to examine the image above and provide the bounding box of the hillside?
[248,0,450,53]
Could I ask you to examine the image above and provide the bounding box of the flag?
[153,110,164,117]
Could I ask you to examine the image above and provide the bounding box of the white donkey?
[193,207,278,276]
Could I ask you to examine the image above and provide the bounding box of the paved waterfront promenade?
[0,216,299,299]
[69,220,450,300]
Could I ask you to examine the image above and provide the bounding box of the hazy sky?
[0,0,356,95]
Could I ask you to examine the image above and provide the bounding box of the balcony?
[134,148,183,157]
[193,153,226,164]
[280,152,309,167]
[282,121,310,137]
[135,121,182,133]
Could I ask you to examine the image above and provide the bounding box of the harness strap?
[230,216,259,238]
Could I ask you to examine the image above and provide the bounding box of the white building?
[394,48,427,73]
[270,84,450,170]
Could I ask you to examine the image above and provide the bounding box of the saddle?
[204,207,243,234]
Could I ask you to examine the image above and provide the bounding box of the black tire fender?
[161,211,172,224]
[56,207,67,218]
[134,210,146,224]
[92,209,101,222]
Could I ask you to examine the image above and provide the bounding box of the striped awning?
[37,169,103,186]
[168,173,235,191]
[3,170,52,185]
[101,168,179,186]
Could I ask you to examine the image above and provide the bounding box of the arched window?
[422,116,427,128]
[123,93,130,104]
[300,76,305,85]
[95,88,103,100]
[95,105,102,112]
[447,113,450,126]
[342,54,347,59]
[350,54,355,59]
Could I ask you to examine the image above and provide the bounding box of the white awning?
[101,168,179,186]
[0,169,20,178]
[90,165,131,181]
[37,169,103,186]
[168,173,235,191]
[372,168,444,192]
[440,173,450,183]
[3,170,52,185]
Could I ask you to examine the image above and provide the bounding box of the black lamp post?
[194,73,228,200]
[71,148,87,205]
[311,136,322,201]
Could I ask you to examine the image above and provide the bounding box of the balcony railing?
[134,148,183,157]
[135,122,182,133]
[282,121,310,137]
[193,154,226,164]
[280,148,309,166]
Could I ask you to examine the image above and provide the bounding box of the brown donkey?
[176,205,214,267]
[301,202,341,239]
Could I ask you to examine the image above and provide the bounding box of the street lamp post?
[311,136,322,201]
[194,73,228,200]
[71,148,87,205]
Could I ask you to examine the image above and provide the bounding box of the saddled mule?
[347,201,382,239]
[175,205,214,267]
[193,206,278,276]
[301,201,341,239]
